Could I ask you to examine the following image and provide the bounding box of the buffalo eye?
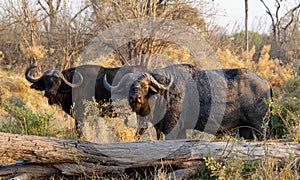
[139,82,148,91]
[45,76,61,90]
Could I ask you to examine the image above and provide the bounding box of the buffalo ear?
[30,78,45,91]
[147,86,158,97]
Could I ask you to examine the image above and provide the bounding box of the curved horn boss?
[25,66,42,83]
[58,70,83,88]
[140,73,173,91]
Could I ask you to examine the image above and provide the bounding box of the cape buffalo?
[104,64,272,140]
[25,65,147,125]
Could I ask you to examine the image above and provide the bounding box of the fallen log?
[0,132,299,179]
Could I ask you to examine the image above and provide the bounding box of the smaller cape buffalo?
[25,65,147,128]
[104,64,272,140]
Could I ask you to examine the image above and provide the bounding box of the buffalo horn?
[58,71,83,88]
[143,73,173,90]
[25,66,42,83]
[103,73,136,92]
[103,74,114,92]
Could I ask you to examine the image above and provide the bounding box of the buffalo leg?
[156,129,164,140]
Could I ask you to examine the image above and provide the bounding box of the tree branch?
[282,3,300,31]
[0,132,300,179]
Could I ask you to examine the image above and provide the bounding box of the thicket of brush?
[0,0,299,179]
[0,45,299,179]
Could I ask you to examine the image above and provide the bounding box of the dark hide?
[194,68,272,139]
[26,65,147,121]
[126,66,272,140]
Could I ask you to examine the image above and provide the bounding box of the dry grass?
[80,98,158,143]
[216,45,296,88]
[200,145,299,180]
[294,125,300,143]
[112,118,137,142]
[21,45,48,59]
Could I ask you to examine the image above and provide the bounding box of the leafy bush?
[232,31,264,54]
[279,77,300,140]
[199,157,259,180]
[199,156,299,180]
[1,96,55,136]
[265,77,300,140]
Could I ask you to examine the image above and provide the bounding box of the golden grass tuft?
[82,99,138,143]
[294,124,300,143]
[112,118,137,142]
[0,51,4,61]
[0,70,31,103]
[164,46,193,65]
[203,157,226,179]
[80,116,138,143]
[216,45,295,88]
[23,45,47,59]
[255,46,295,88]
[83,54,123,68]
[216,48,246,69]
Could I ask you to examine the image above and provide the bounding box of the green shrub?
[198,157,258,180]
[268,77,300,139]
[1,96,55,136]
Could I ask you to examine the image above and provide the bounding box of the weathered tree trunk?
[0,132,299,179]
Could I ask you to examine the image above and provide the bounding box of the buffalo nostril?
[129,95,142,104]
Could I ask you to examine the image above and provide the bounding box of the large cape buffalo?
[25,65,147,126]
[104,64,272,140]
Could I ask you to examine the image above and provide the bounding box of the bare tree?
[245,0,249,53]
[37,0,61,49]
[35,0,92,69]
[0,0,92,70]
[260,0,300,59]
[1,0,45,68]
[88,0,209,67]
[0,0,213,70]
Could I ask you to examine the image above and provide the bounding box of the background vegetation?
[0,0,299,179]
